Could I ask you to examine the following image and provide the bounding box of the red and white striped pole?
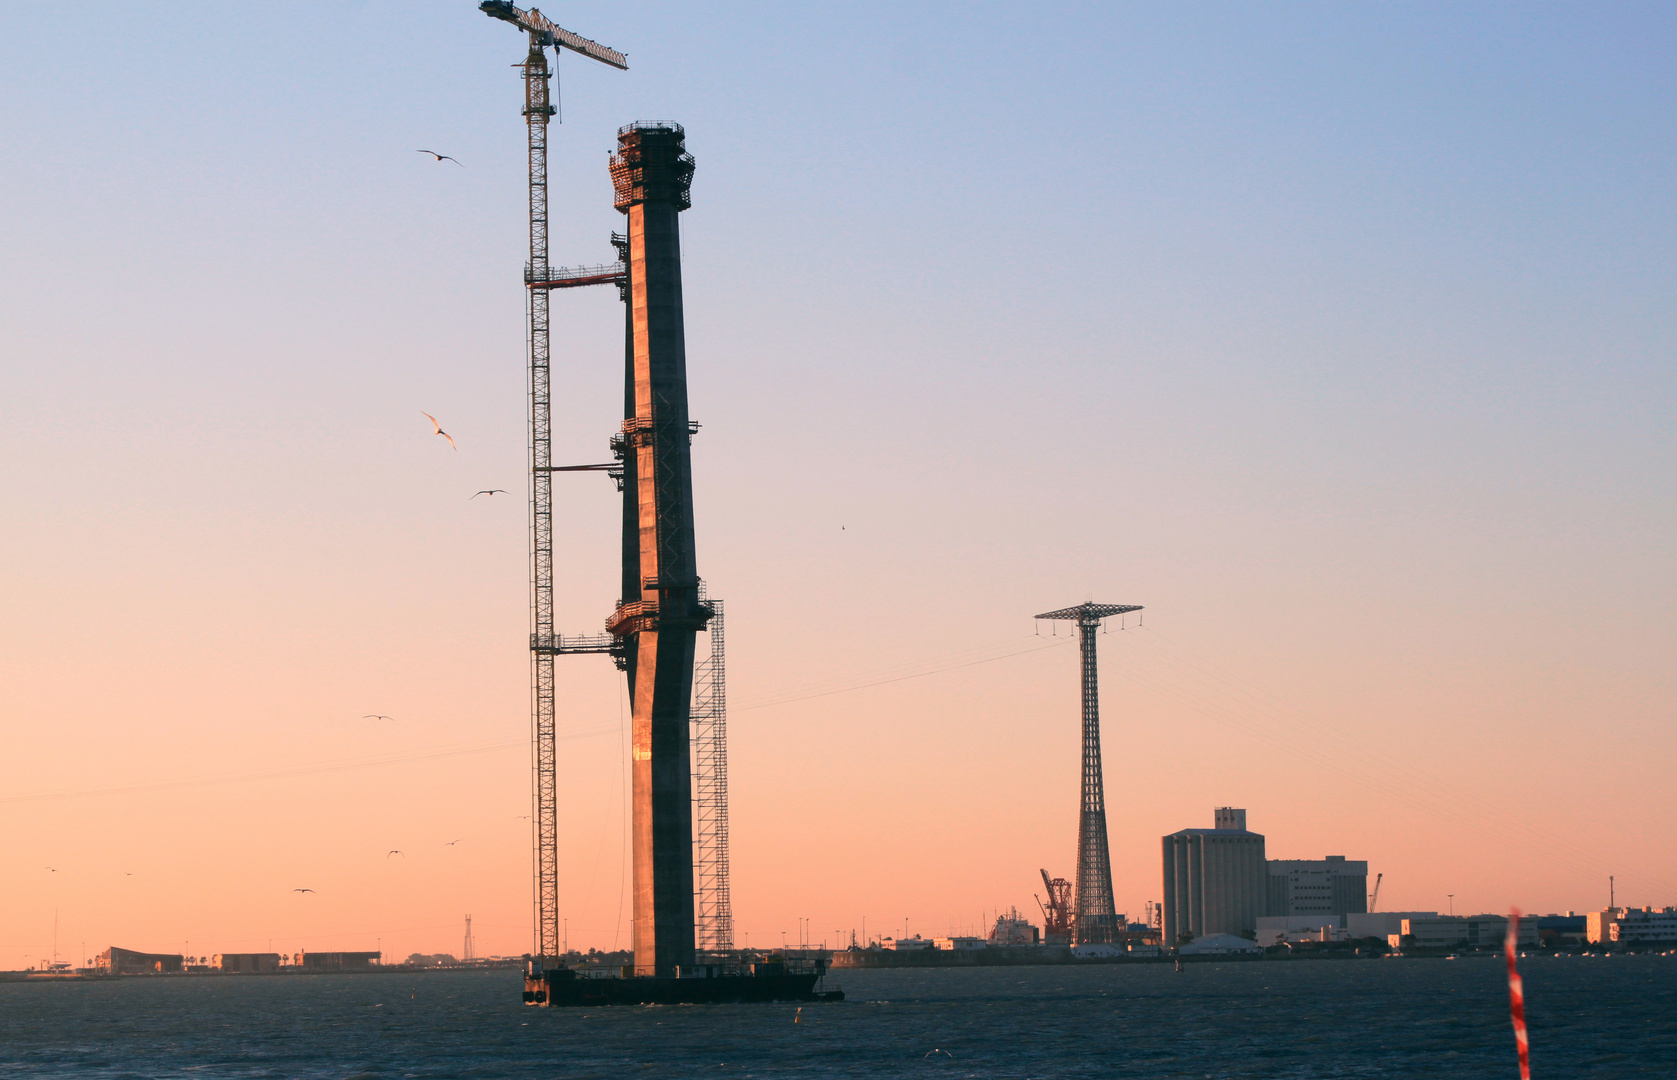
[1505,908,1531,1079]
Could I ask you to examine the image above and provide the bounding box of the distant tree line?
[405,953,460,967]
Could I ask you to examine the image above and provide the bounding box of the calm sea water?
[1,957,1672,1078]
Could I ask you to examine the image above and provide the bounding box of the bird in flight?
[293,888,314,894]
[444,839,463,847]
[45,866,57,872]
[470,489,507,499]
[387,850,404,858]
[363,714,394,721]
[416,150,462,166]
[421,412,457,450]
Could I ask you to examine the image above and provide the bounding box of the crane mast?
[523,33,560,969]
[481,1,627,969]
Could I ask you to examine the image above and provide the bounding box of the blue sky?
[1,3,1673,958]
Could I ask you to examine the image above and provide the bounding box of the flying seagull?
[444,839,463,847]
[45,866,57,872]
[416,150,462,166]
[387,850,404,858]
[421,412,457,450]
[363,714,394,721]
[470,489,507,499]
[293,888,314,894]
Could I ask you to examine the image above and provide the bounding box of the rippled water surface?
[2,957,1672,1078]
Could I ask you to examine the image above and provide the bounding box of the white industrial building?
[885,937,935,950]
[1265,856,1368,918]
[1259,912,1444,946]
[1394,915,1538,950]
[1608,907,1677,944]
[1346,912,1437,940]
[1256,916,1348,946]
[933,937,986,950]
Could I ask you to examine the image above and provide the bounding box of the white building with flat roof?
[1398,915,1537,950]
[885,937,935,950]
[1610,907,1677,944]
[1346,912,1436,940]
[933,937,986,950]
[1266,856,1369,918]
[1256,916,1348,946]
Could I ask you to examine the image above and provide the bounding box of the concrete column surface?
[615,126,700,977]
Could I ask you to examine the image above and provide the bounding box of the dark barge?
[524,958,843,1007]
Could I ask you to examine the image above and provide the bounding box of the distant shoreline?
[6,948,1669,983]
[0,962,524,983]
[831,945,1673,969]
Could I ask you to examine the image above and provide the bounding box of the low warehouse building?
[97,947,183,974]
[1397,915,1537,950]
[299,951,380,971]
[215,953,281,973]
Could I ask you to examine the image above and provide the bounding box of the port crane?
[1369,872,1382,912]
[1036,869,1073,943]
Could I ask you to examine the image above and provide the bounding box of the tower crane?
[481,2,628,68]
[1369,872,1382,912]
[478,0,626,974]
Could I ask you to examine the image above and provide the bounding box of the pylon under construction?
[1035,601,1141,944]
[604,123,711,977]
[482,4,829,1008]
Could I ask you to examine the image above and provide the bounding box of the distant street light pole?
[1448,894,1454,916]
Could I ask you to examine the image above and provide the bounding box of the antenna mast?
[1034,602,1142,944]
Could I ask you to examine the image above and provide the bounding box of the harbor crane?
[1036,869,1073,943]
[1369,872,1383,912]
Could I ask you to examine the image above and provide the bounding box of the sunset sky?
[2,2,1673,967]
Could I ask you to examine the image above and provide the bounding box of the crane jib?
[480,1,629,70]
